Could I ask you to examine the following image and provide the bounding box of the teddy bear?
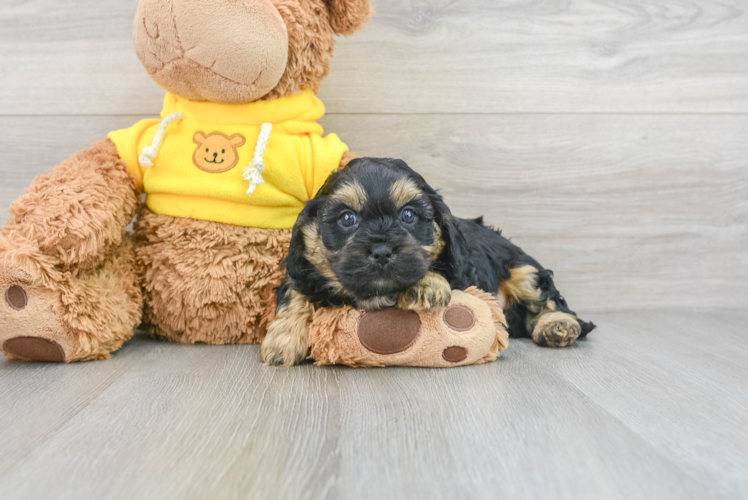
[0,0,373,363]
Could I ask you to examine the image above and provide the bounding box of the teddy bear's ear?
[325,0,374,36]
[193,132,207,145]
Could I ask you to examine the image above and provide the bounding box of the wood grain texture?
[1,0,748,115]
[1,114,746,311]
[1,311,747,500]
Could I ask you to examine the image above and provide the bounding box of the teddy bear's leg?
[134,208,291,345]
[500,264,595,347]
[0,139,142,362]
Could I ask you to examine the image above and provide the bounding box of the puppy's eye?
[400,208,418,225]
[339,211,358,229]
[222,149,225,154]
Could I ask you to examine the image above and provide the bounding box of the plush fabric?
[0,140,142,362]
[134,207,291,344]
[133,0,374,104]
[3,139,138,271]
[309,288,509,368]
[326,0,375,36]
[109,91,348,229]
[0,227,142,363]
[134,0,290,104]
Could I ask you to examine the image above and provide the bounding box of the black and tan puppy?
[261,158,595,366]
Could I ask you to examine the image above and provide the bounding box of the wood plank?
[1,311,746,499]
[544,310,748,500]
[1,0,748,115]
[1,114,746,311]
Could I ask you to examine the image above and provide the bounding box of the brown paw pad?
[5,285,27,311]
[443,304,475,332]
[3,337,65,362]
[442,346,468,363]
[358,309,421,355]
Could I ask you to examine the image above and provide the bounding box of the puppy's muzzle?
[369,244,393,266]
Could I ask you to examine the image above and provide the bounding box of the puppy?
[261,158,595,366]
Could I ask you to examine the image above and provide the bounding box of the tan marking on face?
[192,131,245,173]
[499,265,542,306]
[329,181,367,212]
[301,222,348,296]
[389,178,422,208]
[261,289,315,366]
[422,222,445,260]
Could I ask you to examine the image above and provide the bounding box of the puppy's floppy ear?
[286,196,326,279]
[325,0,374,36]
[426,188,472,289]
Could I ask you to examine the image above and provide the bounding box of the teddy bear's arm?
[3,138,138,270]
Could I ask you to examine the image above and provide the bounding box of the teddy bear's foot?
[0,273,77,362]
[0,233,143,363]
[4,337,65,362]
[3,282,65,361]
[531,312,581,348]
[309,288,510,368]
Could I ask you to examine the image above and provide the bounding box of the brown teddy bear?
[0,0,372,362]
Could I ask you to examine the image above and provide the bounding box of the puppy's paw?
[261,289,314,367]
[261,315,310,367]
[398,272,452,312]
[532,312,581,348]
[261,335,308,367]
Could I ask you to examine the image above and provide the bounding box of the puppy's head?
[286,158,465,307]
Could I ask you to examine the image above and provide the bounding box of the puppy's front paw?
[261,288,314,367]
[261,334,308,367]
[398,272,452,312]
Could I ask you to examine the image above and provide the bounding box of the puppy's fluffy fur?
[262,158,595,366]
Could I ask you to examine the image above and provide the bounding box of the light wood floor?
[1,311,747,500]
[1,1,747,498]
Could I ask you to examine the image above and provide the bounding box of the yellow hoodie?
[108,91,348,229]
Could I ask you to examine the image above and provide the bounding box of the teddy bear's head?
[133,0,372,104]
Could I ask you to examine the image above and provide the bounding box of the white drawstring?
[138,114,273,198]
[139,112,184,167]
[243,122,273,195]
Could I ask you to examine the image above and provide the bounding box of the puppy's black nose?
[213,152,218,159]
[370,245,393,265]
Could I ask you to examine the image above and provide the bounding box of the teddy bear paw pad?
[443,304,476,332]
[5,285,28,311]
[1,274,73,362]
[358,309,421,355]
[442,346,468,363]
[3,337,65,362]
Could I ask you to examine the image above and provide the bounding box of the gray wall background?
[1,0,746,311]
